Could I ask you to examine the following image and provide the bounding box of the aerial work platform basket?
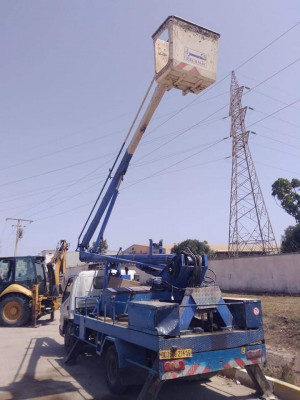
[152,16,220,95]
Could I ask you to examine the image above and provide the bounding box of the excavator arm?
[47,240,69,292]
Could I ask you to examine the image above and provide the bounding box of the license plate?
[159,348,192,360]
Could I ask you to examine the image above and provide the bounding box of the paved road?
[0,315,262,400]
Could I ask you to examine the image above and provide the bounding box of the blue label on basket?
[184,47,207,67]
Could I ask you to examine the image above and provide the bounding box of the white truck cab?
[59,269,104,352]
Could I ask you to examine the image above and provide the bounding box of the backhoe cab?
[0,256,54,326]
[0,240,68,327]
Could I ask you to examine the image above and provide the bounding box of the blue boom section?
[79,250,209,289]
[79,151,133,251]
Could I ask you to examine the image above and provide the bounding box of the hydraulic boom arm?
[77,16,220,288]
[78,84,167,254]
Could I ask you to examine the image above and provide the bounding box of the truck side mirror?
[93,276,104,290]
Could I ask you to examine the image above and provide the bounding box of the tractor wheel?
[0,294,31,327]
[105,345,128,395]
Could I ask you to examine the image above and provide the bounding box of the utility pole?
[6,218,33,256]
[228,71,278,256]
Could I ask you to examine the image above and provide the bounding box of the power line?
[237,71,300,102]
[23,137,228,219]
[122,137,229,191]
[255,122,300,142]
[235,20,300,72]
[252,89,300,112]
[245,57,300,95]
[251,141,300,160]
[257,132,300,151]
[0,127,127,173]
[249,107,300,130]
[132,137,224,169]
[135,105,229,165]
[0,151,116,188]
[33,156,229,223]
[247,98,300,129]
[18,136,228,220]
[255,160,300,176]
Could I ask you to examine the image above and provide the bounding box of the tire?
[0,294,31,327]
[105,345,128,395]
[64,322,76,354]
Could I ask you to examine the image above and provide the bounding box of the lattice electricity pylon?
[228,71,278,256]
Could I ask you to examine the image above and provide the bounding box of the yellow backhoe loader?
[0,240,68,327]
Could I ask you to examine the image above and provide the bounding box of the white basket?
[153,16,220,95]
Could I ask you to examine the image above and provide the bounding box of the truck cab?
[59,269,105,352]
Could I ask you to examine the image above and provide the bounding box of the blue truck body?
[70,265,267,395]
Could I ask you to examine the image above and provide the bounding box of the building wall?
[210,253,300,294]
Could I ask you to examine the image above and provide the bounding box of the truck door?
[14,258,36,290]
[59,276,75,335]
[0,259,13,294]
[34,259,47,295]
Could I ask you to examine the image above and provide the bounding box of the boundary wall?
[210,253,299,294]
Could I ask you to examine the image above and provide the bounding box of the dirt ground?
[224,292,300,386]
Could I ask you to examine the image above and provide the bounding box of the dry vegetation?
[224,292,300,385]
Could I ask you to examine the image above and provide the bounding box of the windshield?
[0,259,12,283]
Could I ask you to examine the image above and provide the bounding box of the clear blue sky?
[0,0,299,255]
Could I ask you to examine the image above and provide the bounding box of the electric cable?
[30,157,228,223]
[249,108,300,130]
[244,57,300,96]
[122,137,229,191]
[134,105,229,165]
[255,123,300,142]
[24,141,228,219]
[253,133,300,157]
[12,163,114,217]
[247,99,300,129]
[255,160,300,175]
[251,141,300,160]
[235,20,300,72]
[0,151,116,188]
[251,89,300,112]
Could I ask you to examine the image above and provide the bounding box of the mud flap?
[137,358,163,400]
[245,364,277,399]
[64,338,81,365]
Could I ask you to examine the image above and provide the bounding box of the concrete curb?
[222,368,300,400]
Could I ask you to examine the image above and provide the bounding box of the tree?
[281,224,300,253]
[89,239,108,254]
[271,178,300,223]
[171,239,213,256]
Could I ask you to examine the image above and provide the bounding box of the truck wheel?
[105,345,128,394]
[64,322,76,354]
[0,294,31,327]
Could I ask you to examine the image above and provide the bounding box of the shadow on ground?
[0,331,259,400]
